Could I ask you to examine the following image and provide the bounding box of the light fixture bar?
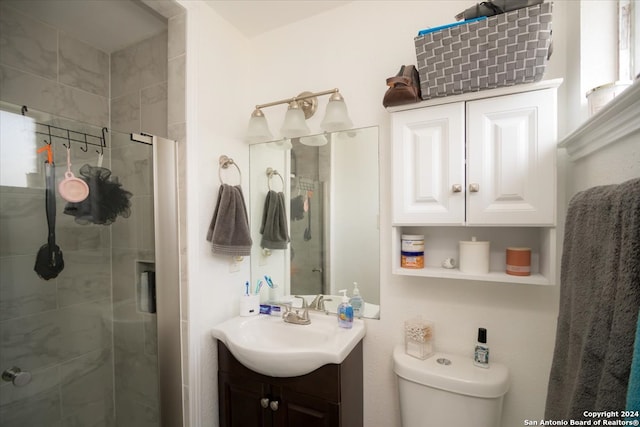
[255,88,339,110]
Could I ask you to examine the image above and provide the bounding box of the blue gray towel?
[206,184,252,256]
[545,178,640,420]
[260,190,290,250]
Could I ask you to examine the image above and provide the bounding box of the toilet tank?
[393,345,510,427]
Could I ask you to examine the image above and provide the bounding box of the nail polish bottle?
[474,327,489,368]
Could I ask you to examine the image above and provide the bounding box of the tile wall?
[109,29,168,423]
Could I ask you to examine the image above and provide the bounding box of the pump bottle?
[337,290,354,329]
[349,282,364,318]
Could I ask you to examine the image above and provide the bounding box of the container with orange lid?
[506,247,531,276]
[401,234,424,269]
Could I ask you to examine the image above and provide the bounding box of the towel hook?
[218,155,242,184]
[266,167,285,191]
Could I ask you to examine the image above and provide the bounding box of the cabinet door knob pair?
[451,184,480,193]
[260,397,279,411]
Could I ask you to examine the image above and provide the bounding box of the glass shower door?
[0,103,161,427]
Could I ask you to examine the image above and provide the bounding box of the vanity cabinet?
[389,80,562,285]
[217,340,363,427]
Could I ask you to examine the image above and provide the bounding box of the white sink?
[211,311,366,377]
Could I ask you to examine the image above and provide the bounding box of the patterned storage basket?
[414,2,553,100]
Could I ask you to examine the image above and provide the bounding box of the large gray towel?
[545,178,640,420]
[206,184,252,256]
[260,190,290,250]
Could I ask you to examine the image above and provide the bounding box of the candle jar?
[404,317,434,359]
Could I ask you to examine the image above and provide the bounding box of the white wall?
[182,1,572,426]
[179,2,251,426]
[247,3,567,426]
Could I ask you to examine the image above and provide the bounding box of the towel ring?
[266,167,285,191]
[218,155,242,184]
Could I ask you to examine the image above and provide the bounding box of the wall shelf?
[558,79,640,161]
[392,266,551,285]
[391,226,556,286]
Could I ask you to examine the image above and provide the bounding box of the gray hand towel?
[545,178,640,420]
[260,190,290,250]
[206,184,252,256]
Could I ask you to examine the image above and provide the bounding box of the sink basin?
[211,311,366,377]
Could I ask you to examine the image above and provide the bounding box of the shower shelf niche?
[136,261,156,314]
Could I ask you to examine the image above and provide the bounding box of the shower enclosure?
[0,103,179,426]
[0,1,184,424]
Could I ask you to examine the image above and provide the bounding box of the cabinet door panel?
[219,372,270,427]
[274,387,340,427]
[466,89,556,225]
[392,103,465,224]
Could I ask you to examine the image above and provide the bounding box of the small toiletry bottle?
[337,290,354,329]
[349,282,364,318]
[474,327,489,368]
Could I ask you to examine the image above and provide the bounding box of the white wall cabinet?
[392,86,557,226]
[389,80,562,285]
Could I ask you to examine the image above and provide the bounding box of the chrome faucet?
[309,294,333,312]
[282,296,310,325]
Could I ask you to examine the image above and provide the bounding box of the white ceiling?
[3,0,351,53]
[205,1,351,38]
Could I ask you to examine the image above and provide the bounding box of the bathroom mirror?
[249,126,380,319]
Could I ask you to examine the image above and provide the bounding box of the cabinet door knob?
[260,398,269,409]
[269,400,279,411]
[451,184,462,193]
[469,183,480,193]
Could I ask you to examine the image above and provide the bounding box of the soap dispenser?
[337,289,354,329]
[349,282,364,318]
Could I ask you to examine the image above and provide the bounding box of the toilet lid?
[392,345,510,398]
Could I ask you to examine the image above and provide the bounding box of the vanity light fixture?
[245,88,353,143]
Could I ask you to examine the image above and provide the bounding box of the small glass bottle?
[474,327,489,368]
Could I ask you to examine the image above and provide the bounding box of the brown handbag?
[382,65,422,108]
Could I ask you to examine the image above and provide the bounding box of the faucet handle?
[318,297,332,312]
[281,303,292,316]
[293,295,308,309]
[293,296,310,320]
[309,294,323,309]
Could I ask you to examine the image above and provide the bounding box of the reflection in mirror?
[249,126,380,318]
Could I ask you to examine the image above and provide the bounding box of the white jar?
[459,237,490,274]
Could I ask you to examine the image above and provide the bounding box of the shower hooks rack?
[21,105,108,154]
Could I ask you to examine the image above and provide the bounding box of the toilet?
[393,345,510,427]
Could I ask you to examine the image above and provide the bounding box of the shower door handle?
[2,367,32,387]
[312,268,323,273]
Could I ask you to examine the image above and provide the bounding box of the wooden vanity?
[217,340,363,427]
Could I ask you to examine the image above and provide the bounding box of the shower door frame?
[140,133,183,426]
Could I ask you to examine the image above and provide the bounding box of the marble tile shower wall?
[110,132,158,427]
[0,4,114,427]
[111,31,168,138]
[109,29,169,427]
[0,3,109,128]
